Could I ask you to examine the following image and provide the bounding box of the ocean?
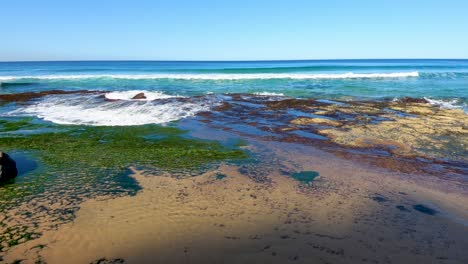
[0,59,467,126]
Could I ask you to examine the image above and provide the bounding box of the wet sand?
[4,141,468,264]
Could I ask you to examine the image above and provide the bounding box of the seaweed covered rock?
[0,151,18,181]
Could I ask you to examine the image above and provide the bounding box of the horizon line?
[1,58,468,63]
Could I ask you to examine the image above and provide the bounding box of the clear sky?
[1,0,467,61]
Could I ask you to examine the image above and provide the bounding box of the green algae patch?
[0,119,248,250]
[0,124,247,172]
[290,171,320,183]
[0,117,43,132]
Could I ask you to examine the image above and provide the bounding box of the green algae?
[0,118,248,250]
[0,119,247,206]
[0,125,246,171]
[0,118,43,132]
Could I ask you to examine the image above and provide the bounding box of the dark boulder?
[0,152,18,181]
[400,97,429,104]
[132,93,147,100]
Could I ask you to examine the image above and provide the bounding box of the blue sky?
[1,0,467,61]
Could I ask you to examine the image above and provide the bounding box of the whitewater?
[0,71,420,81]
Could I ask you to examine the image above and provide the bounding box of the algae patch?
[0,118,248,251]
[0,121,247,173]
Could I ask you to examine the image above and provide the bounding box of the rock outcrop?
[0,151,18,181]
[132,93,147,100]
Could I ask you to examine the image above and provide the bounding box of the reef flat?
[200,94,467,177]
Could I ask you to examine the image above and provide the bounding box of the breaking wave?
[424,97,467,111]
[253,92,285,96]
[0,71,419,81]
[10,94,219,126]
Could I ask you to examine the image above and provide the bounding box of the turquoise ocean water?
[0,60,467,126]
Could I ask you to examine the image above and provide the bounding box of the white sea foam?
[11,95,216,126]
[253,92,285,96]
[104,90,181,100]
[0,71,419,81]
[424,97,466,110]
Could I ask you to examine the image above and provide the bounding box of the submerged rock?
[132,92,147,100]
[400,97,429,104]
[0,151,18,181]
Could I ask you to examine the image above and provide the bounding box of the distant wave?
[28,65,467,75]
[0,72,419,81]
[168,65,462,73]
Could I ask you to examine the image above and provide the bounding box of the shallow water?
[290,171,320,183]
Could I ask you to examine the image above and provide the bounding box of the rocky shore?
[0,91,466,263]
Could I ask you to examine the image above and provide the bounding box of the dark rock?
[400,97,429,104]
[0,90,98,103]
[132,93,147,100]
[0,151,18,181]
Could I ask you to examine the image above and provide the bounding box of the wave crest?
[0,71,419,81]
[424,97,467,110]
